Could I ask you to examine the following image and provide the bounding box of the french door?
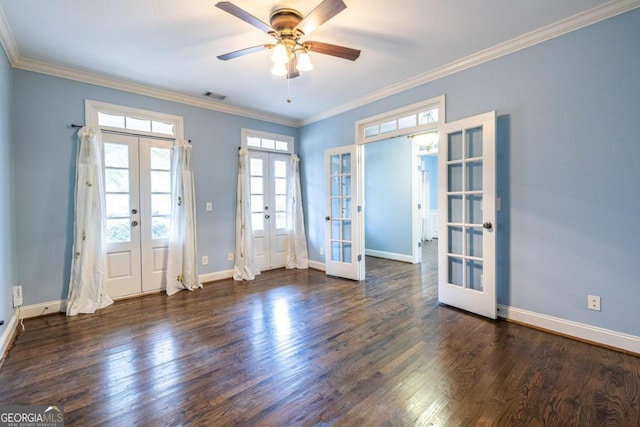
[438,112,496,319]
[103,133,173,297]
[324,145,364,280]
[248,151,290,271]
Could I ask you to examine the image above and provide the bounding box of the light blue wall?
[11,70,298,305]
[0,46,16,332]
[364,136,412,255]
[299,9,640,336]
[422,155,438,209]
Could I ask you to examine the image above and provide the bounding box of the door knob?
[483,222,493,230]
[265,214,270,219]
[325,216,331,221]
[131,220,138,227]
[131,209,138,214]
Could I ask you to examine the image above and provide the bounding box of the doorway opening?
[354,96,445,281]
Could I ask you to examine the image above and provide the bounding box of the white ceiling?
[0,0,628,125]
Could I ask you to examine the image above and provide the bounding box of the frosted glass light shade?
[296,51,313,71]
[271,43,289,64]
[271,62,288,76]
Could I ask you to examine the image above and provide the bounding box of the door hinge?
[418,203,422,209]
[357,205,362,213]
[418,241,422,248]
[358,254,362,262]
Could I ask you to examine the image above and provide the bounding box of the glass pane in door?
[273,159,288,230]
[149,147,171,240]
[250,158,265,232]
[445,125,487,290]
[330,152,353,263]
[104,142,131,243]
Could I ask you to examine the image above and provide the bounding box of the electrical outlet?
[205,202,213,212]
[588,295,601,311]
[201,256,209,266]
[12,285,23,307]
[228,252,234,261]
[319,246,324,256]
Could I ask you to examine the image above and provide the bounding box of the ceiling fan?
[215,0,361,78]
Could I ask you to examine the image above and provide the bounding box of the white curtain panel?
[66,127,113,316]
[233,148,260,281]
[166,140,201,295]
[286,154,309,269]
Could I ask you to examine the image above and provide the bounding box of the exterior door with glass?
[438,111,496,319]
[325,145,363,280]
[248,151,290,271]
[103,133,172,297]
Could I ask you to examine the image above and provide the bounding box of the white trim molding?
[301,0,640,126]
[18,300,67,319]
[1,1,638,128]
[365,249,414,264]
[7,54,298,127]
[309,260,326,272]
[199,270,234,284]
[0,313,19,363]
[498,304,640,355]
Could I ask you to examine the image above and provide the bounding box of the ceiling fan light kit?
[215,0,360,79]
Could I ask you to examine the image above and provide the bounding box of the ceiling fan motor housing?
[269,8,304,37]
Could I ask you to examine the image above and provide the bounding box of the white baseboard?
[199,269,234,284]
[365,249,413,263]
[498,304,640,354]
[309,260,326,271]
[19,300,66,319]
[0,313,19,361]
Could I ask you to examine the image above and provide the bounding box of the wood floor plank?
[1,241,639,426]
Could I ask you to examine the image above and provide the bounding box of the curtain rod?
[69,124,191,142]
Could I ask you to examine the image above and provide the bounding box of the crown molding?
[0,0,299,127]
[2,1,638,128]
[301,0,640,126]
[10,56,299,127]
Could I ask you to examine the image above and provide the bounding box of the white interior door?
[104,134,141,297]
[438,111,497,319]
[103,133,171,297]
[139,137,172,292]
[325,145,363,280]
[249,151,290,271]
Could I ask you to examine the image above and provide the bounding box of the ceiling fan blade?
[215,2,274,34]
[306,41,360,61]
[217,44,272,60]
[294,0,347,36]
[287,58,300,79]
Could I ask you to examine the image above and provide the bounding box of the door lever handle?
[325,216,331,221]
[483,222,493,230]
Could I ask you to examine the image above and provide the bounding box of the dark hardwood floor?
[1,241,639,426]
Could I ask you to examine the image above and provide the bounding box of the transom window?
[356,96,444,144]
[98,112,175,136]
[86,100,183,139]
[241,128,294,154]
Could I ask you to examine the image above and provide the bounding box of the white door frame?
[86,100,184,298]
[354,96,445,267]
